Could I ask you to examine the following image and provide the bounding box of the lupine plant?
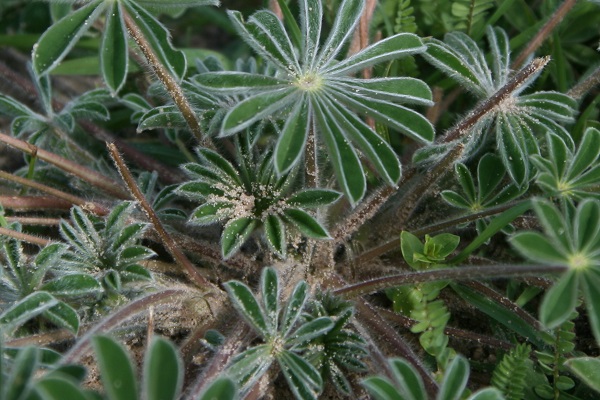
[0,0,600,399]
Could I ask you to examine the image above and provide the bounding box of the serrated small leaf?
[93,336,138,400]
[33,0,105,76]
[224,280,270,337]
[143,337,182,400]
[283,208,330,239]
[221,217,258,259]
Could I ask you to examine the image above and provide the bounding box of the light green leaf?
[438,356,469,400]
[101,2,128,94]
[192,72,288,94]
[509,232,568,265]
[144,337,183,400]
[33,0,105,76]
[389,358,426,400]
[316,0,363,68]
[222,88,297,136]
[327,33,426,76]
[328,99,402,185]
[332,77,433,106]
[221,217,258,259]
[565,357,600,393]
[93,335,138,400]
[224,280,270,337]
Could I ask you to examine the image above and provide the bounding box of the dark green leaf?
[143,337,182,400]
[275,98,310,175]
[509,232,568,265]
[540,271,579,329]
[286,317,334,347]
[5,346,38,400]
[264,214,286,258]
[224,280,270,337]
[0,292,59,332]
[93,335,138,400]
[581,270,600,346]
[43,301,79,333]
[316,0,363,68]
[362,376,405,400]
[101,2,127,94]
[123,0,187,80]
[35,376,88,400]
[197,377,238,400]
[221,217,258,259]
[193,72,288,93]
[281,281,309,336]
[191,202,232,225]
[278,350,323,399]
[138,106,187,132]
[261,267,280,330]
[227,345,273,389]
[332,77,433,106]
[283,208,330,239]
[287,189,342,208]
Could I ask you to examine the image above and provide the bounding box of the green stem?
[333,264,567,299]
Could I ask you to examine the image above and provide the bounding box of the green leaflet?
[33,0,106,76]
[101,2,128,94]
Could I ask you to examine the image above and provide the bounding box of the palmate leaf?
[192,0,432,205]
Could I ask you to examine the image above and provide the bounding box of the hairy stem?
[441,56,550,143]
[0,196,73,212]
[333,264,567,298]
[0,170,110,215]
[511,0,578,69]
[567,65,600,101]
[0,132,130,200]
[122,9,211,148]
[108,143,214,289]
[0,226,50,246]
[61,289,187,365]
[5,216,61,226]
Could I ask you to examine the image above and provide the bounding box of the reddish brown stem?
[0,196,73,212]
[0,132,130,200]
[511,0,578,69]
[0,226,50,246]
[108,143,214,289]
